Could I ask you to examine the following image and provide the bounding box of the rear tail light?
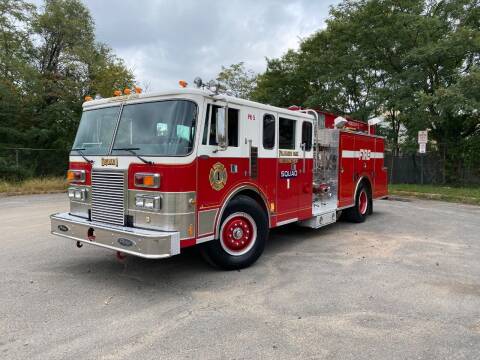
[134,173,160,188]
[67,170,86,183]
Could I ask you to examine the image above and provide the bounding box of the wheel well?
[215,188,270,238]
[232,189,269,219]
[358,177,373,197]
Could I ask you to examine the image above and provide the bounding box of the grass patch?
[0,177,67,196]
[389,184,480,206]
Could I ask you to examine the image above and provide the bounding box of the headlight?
[68,187,87,202]
[135,197,145,208]
[135,194,161,211]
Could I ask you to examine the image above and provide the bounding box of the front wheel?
[200,195,268,270]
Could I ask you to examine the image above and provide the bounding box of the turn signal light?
[134,173,160,188]
[67,170,86,183]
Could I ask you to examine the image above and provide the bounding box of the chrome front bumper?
[50,213,180,259]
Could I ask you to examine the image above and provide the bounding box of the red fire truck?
[50,84,388,269]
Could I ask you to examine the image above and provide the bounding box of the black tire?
[200,195,268,270]
[344,183,371,223]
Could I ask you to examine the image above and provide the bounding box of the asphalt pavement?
[1,193,480,359]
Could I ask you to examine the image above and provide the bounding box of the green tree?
[0,0,134,179]
[252,50,308,107]
[29,0,134,150]
[87,43,134,98]
[215,62,257,99]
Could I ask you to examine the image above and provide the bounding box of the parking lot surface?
[1,193,480,359]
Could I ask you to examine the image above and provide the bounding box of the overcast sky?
[35,0,341,90]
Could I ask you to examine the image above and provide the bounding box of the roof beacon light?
[179,80,188,88]
[134,86,142,94]
[84,96,93,102]
[124,88,131,95]
[114,90,122,97]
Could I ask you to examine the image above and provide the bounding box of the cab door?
[276,116,301,224]
[197,101,244,209]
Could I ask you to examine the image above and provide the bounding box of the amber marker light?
[134,173,160,188]
[270,202,275,212]
[179,80,188,88]
[67,169,86,183]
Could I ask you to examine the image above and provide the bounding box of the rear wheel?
[201,195,268,270]
[344,183,371,223]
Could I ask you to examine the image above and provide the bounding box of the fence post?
[15,149,19,169]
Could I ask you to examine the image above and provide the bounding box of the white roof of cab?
[82,88,314,120]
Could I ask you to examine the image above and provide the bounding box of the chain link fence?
[0,147,70,181]
[386,148,480,186]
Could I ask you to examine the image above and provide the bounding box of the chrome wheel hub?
[232,227,244,240]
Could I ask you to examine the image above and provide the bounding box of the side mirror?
[216,107,228,149]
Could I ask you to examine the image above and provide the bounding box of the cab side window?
[302,121,313,151]
[227,108,239,147]
[263,114,275,149]
[279,117,296,149]
[204,105,239,147]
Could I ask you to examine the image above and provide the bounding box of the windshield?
[71,100,198,157]
[72,106,120,155]
[113,100,197,156]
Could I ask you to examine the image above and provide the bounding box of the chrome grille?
[91,170,125,226]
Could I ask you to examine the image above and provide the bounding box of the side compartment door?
[355,135,375,186]
[338,132,356,208]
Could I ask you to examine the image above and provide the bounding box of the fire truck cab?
[50,87,388,269]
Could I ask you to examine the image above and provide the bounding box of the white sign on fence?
[419,143,427,154]
[418,130,428,144]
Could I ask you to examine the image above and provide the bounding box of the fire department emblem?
[209,162,228,191]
